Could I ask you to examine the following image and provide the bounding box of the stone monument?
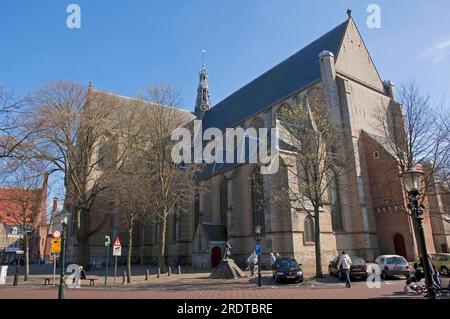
[210,242,245,279]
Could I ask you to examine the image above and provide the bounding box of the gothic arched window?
[251,167,265,233]
[220,177,228,229]
[304,216,315,243]
[328,174,344,232]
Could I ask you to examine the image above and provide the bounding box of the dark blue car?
[272,258,304,283]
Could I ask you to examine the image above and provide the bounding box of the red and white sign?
[112,236,121,257]
[113,237,121,247]
[52,230,61,238]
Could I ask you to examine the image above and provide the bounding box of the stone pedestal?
[210,259,244,279]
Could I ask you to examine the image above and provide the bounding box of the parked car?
[374,255,410,280]
[272,258,304,283]
[431,253,450,276]
[328,256,368,280]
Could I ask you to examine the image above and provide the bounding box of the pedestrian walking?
[246,251,258,276]
[337,251,352,288]
[270,253,277,266]
[432,264,441,288]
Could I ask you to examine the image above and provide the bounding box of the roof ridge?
[207,19,349,116]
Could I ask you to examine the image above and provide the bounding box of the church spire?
[195,50,211,118]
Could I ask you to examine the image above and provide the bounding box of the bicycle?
[406,280,450,299]
[434,288,450,299]
[404,280,427,295]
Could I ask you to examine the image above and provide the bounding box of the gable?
[335,19,384,91]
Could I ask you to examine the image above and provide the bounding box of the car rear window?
[386,257,407,265]
[278,259,298,267]
[351,257,365,264]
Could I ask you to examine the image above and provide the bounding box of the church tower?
[194,51,211,118]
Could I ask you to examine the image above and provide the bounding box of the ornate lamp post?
[254,225,262,287]
[58,210,71,300]
[401,167,435,299]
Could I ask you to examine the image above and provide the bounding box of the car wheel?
[441,267,449,277]
[381,271,387,280]
[338,271,343,281]
[275,277,280,284]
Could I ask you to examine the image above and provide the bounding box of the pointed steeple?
[194,50,211,118]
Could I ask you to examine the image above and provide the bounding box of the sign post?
[52,254,56,286]
[112,236,122,286]
[51,231,62,286]
[104,235,111,286]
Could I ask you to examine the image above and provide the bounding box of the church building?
[66,15,450,271]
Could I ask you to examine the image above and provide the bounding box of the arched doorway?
[211,247,221,267]
[393,233,407,259]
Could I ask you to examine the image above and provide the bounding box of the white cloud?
[422,39,450,63]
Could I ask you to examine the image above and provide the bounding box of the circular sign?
[52,230,61,238]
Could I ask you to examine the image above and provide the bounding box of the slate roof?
[202,223,227,242]
[202,19,349,131]
[363,130,398,159]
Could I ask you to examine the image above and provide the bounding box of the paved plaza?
[2,264,447,299]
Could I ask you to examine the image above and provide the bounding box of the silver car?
[375,255,411,280]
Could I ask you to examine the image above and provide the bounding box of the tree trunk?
[140,224,145,266]
[77,208,90,268]
[314,206,323,278]
[23,233,29,281]
[127,224,133,284]
[158,218,167,273]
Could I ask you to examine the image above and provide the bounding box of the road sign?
[113,237,121,247]
[255,243,262,256]
[52,230,61,238]
[105,235,111,247]
[112,236,121,257]
[51,238,61,254]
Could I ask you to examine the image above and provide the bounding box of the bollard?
[145,269,149,281]
[178,265,181,275]
[157,267,161,278]
[168,266,171,276]
[122,271,126,285]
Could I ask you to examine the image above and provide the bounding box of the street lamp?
[58,209,71,300]
[401,167,435,299]
[254,225,262,287]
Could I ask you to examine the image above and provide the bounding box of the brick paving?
[0,274,439,299]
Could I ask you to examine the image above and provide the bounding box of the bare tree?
[0,86,35,161]
[24,81,128,267]
[0,167,47,281]
[274,89,350,278]
[375,80,450,195]
[134,84,196,272]
[109,154,153,283]
[375,80,450,226]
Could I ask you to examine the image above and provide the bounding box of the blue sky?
[1,0,450,111]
